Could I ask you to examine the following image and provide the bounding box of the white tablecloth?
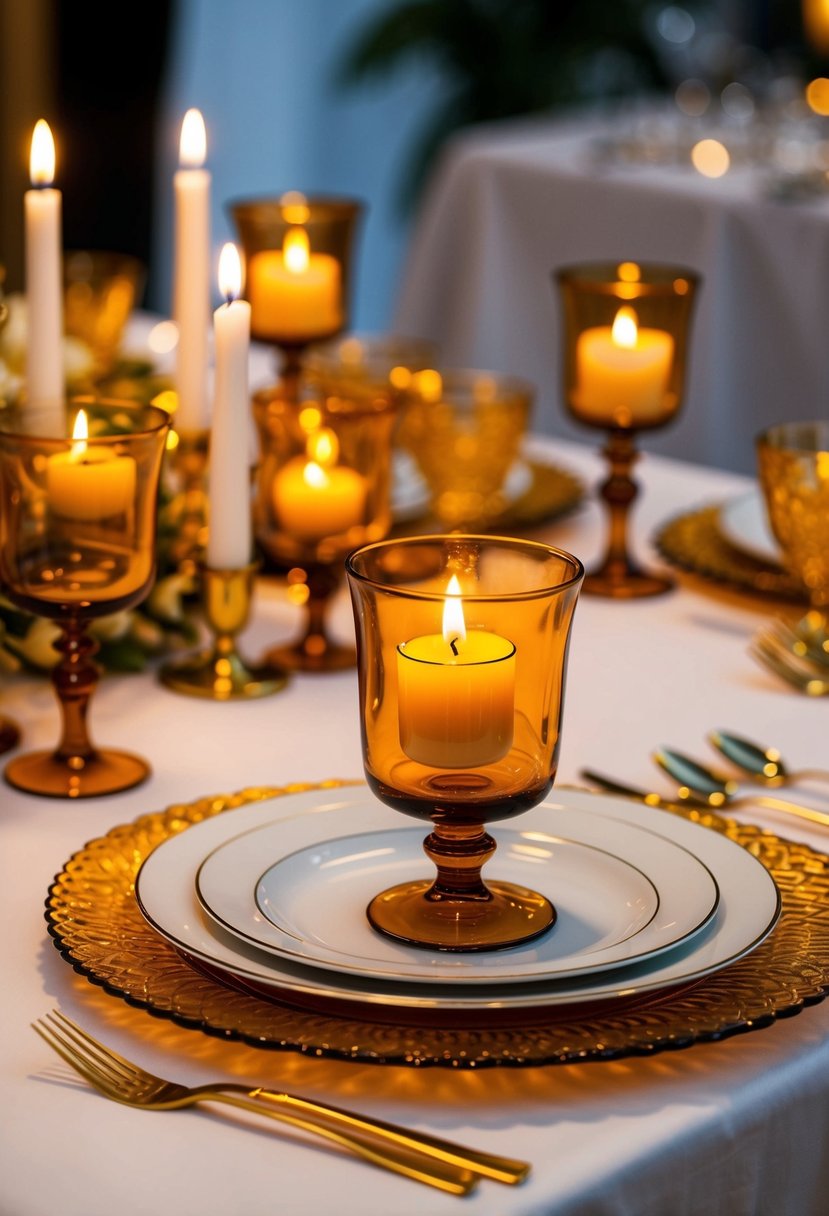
[2,438,829,1216]
[395,113,829,476]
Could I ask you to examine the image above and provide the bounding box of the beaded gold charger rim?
[655,504,803,601]
[46,780,829,1067]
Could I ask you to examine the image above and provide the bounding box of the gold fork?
[33,1011,529,1195]
[750,627,829,696]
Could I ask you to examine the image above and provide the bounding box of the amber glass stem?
[299,563,341,661]
[423,823,497,903]
[598,428,639,580]
[53,617,99,763]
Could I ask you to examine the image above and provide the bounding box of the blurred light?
[806,77,829,116]
[657,6,695,44]
[283,227,310,274]
[281,190,310,224]
[413,369,442,402]
[675,79,710,118]
[30,119,55,186]
[721,82,755,121]
[147,320,179,354]
[218,242,242,301]
[617,262,641,283]
[691,139,730,178]
[612,307,638,349]
[179,109,206,168]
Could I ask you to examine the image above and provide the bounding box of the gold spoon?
[653,748,829,828]
[709,730,829,791]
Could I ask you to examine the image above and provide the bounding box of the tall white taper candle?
[25,120,64,427]
[173,108,210,433]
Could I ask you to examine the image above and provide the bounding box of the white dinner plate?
[135,787,780,1012]
[194,804,718,984]
[720,488,780,565]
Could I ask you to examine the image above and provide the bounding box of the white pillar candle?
[207,244,252,569]
[25,120,64,427]
[173,108,210,433]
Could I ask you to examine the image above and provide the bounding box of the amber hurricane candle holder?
[0,399,169,797]
[230,194,363,384]
[757,422,829,641]
[557,262,699,598]
[253,378,395,672]
[345,536,583,951]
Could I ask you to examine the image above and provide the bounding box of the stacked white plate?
[719,488,780,565]
[135,787,780,1015]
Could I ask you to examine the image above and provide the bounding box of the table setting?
[3,104,829,1216]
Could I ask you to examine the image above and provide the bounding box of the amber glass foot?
[0,716,20,755]
[5,748,148,799]
[585,428,675,600]
[367,823,556,952]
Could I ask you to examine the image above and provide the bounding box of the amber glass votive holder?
[396,369,533,531]
[557,262,699,598]
[230,195,363,383]
[757,421,829,639]
[0,399,169,797]
[345,535,583,951]
[253,377,395,672]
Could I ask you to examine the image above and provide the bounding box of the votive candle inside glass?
[346,535,583,951]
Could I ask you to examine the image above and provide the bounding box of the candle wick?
[449,636,459,656]
[224,294,233,308]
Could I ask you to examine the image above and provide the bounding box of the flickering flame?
[179,109,206,168]
[611,306,638,349]
[302,461,328,489]
[218,242,242,301]
[283,227,310,274]
[307,428,338,466]
[30,120,55,186]
[71,409,88,460]
[442,575,467,648]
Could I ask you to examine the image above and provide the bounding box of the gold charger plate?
[392,459,584,536]
[655,504,804,601]
[46,780,829,1069]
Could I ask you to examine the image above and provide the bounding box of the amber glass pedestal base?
[367,824,556,952]
[585,563,675,599]
[5,747,149,799]
[0,716,20,755]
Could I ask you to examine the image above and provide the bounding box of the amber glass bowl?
[230,196,363,358]
[346,535,583,951]
[0,399,169,797]
[396,368,533,530]
[253,377,395,671]
[757,421,829,611]
[305,333,438,393]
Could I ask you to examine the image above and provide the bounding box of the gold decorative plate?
[655,505,804,600]
[46,781,829,1068]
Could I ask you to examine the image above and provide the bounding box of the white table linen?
[2,437,829,1216]
[395,112,829,476]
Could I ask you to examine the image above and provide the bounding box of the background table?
[2,437,829,1215]
[395,111,829,475]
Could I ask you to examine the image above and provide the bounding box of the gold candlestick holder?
[159,562,288,699]
[556,262,699,598]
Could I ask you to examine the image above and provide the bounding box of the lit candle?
[207,244,252,569]
[397,576,515,769]
[25,120,64,426]
[47,409,136,521]
[575,306,674,425]
[173,108,210,432]
[272,427,366,543]
[248,226,341,340]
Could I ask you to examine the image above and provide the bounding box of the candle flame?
[30,119,55,186]
[302,461,328,489]
[179,108,206,168]
[307,427,338,466]
[283,227,310,274]
[71,409,88,460]
[611,306,638,350]
[218,242,242,302]
[442,574,467,647]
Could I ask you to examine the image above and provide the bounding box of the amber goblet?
[230,194,363,384]
[757,421,829,645]
[346,535,583,951]
[0,399,169,797]
[557,262,699,598]
[253,378,395,672]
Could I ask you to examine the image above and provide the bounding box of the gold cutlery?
[33,1011,530,1195]
[581,766,829,828]
[653,749,829,828]
[750,626,829,695]
[709,730,829,791]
